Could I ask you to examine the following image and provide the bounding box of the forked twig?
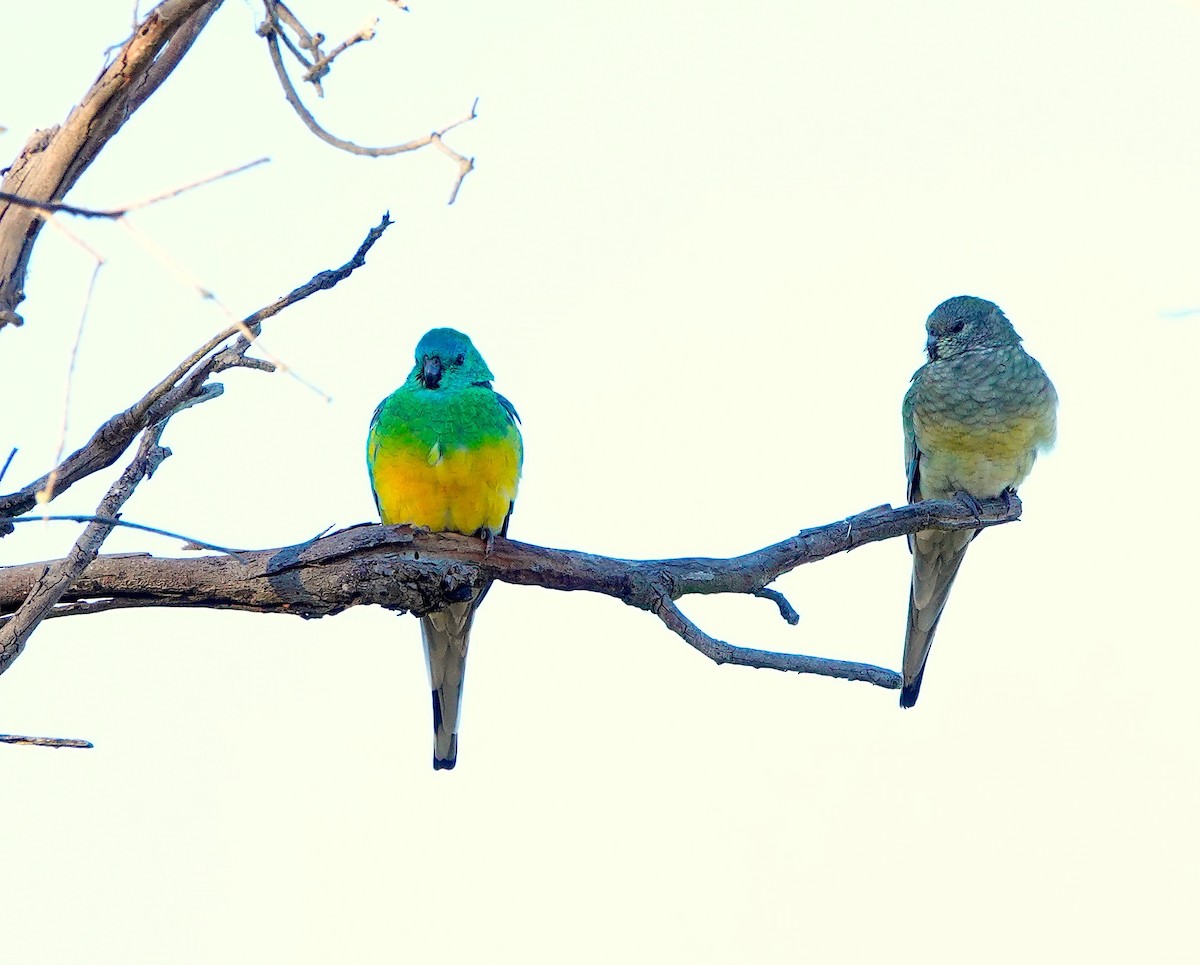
[0,214,393,521]
[259,1,478,203]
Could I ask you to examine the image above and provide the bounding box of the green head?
[409,327,494,390]
[924,295,1021,361]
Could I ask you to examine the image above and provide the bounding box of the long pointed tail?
[901,528,973,708]
[420,594,481,770]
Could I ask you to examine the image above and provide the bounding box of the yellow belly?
[916,414,1049,499]
[370,438,520,535]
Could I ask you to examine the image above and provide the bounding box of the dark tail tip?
[899,666,926,708]
[431,689,445,732]
[430,689,457,770]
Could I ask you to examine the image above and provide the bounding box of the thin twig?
[0,214,392,520]
[264,2,381,96]
[753,587,800,625]
[6,515,249,558]
[0,158,270,219]
[268,0,321,70]
[0,191,126,220]
[34,212,108,265]
[432,127,476,205]
[3,153,305,495]
[259,4,478,202]
[116,217,329,399]
[652,588,899,688]
[0,425,170,676]
[304,18,379,89]
[0,733,93,749]
[39,261,105,506]
[124,157,271,212]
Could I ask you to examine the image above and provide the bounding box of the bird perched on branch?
[366,328,522,769]
[900,296,1057,707]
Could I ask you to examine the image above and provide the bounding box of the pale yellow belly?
[915,416,1046,499]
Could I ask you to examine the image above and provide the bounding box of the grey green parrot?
[900,296,1058,707]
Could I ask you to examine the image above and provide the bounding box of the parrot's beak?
[925,335,939,361]
[421,355,443,389]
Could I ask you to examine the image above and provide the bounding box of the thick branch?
[0,0,224,329]
[0,496,1021,688]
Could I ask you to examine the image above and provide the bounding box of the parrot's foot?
[1000,487,1020,514]
[952,490,985,520]
[474,527,496,556]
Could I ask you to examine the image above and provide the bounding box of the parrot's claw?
[952,490,985,521]
[474,527,496,556]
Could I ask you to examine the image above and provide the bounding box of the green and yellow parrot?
[366,328,523,769]
[901,296,1057,707]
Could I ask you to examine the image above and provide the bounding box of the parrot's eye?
[945,319,965,334]
[454,353,465,365]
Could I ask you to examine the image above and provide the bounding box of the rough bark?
[0,495,1021,689]
[0,0,223,329]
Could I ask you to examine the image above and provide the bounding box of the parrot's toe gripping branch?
[952,490,986,521]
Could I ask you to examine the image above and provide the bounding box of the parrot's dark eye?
[946,319,965,334]
[454,353,465,365]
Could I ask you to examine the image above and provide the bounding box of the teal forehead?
[415,326,476,360]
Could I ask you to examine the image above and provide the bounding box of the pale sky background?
[2,1,1198,962]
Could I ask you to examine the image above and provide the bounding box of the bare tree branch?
[0,214,392,520]
[0,0,224,329]
[266,0,380,94]
[125,0,225,116]
[258,1,478,202]
[0,496,1022,689]
[649,590,898,687]
[0,191,131,220]
[306,17,379,88]
[0,734,93,749]
[0,158,269,219]
[753,587,801,625]
[6,515,249,558]
[0,424,171,675]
